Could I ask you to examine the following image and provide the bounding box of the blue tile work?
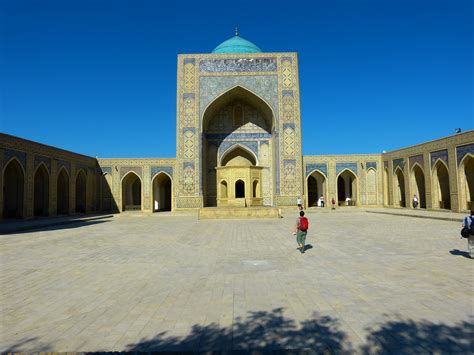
[183,93,195,99]
[430,149,448,168]
[183,162,194,169]
[205,133,271,140]
[183,127,196,133]
[199,58,277,72]
[100,166,112,175]
[384,161,388,170]
[34,155,51,173]
[456,143,474,166]
[119,167,142,179]
[306,163,328,177]
[58,160,71,175]
[199,76,279,124]
[281,56,293,63]
[3,149,27,170]
[283,123,295,130]
[336,162,358,176]
[151,166,173,178]
[366,162,377,170]
[409,154,424,170]
[393,158,405,172]
[218,141,258,158]
[183,58,195,64]
[282,90,293,97]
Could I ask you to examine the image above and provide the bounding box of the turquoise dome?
[212,35,262,54]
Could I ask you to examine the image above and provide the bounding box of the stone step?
[198,207,280,220]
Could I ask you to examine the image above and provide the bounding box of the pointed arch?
[410,163,426,208]
[121,171,142,211]
[383,168,389,206]
[2,158,25,219]
[307,169,327,207]
[235,179,245,198]
[337,169,358,206]
[220,143,258,167]
[432,159,451,210]
[33,163,49,216]
[201,85,276,132]
[151,171,172,212]
[459,153,474,211]
[57,167,70,215]
[75,169,87,213]
[394,166,406,207]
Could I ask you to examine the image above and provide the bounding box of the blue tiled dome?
[212,35,262,54]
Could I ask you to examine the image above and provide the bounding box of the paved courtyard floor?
[0,210,473,353]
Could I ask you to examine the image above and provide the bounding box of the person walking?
[297,197,302,211]
[320,195,325,208]
[413,194,419,208]
[331,197,336,210]
[293,210,309,253]
[462,210,474,259]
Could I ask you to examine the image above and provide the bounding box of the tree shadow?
[126,308,351,353]
[1,337,51,353]
[449,249,471,259]
[361,319,474,354]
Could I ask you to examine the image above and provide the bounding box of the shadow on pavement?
[0,214,114,235]
[449,249,471,259]
[3,310,472,353]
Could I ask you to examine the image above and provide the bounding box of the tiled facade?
[1,46,473,219]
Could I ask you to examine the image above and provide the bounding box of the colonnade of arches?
[386,155,474,210]
[306,169,358,207]
[2,158,89,219]
[120,171,172,212]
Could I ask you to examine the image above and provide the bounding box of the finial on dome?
[235,26,239,36]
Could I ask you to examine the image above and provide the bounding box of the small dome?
[212,35,262,54]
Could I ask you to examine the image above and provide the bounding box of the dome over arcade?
[212,31,262,54]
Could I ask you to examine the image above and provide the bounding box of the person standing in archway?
[320,195,325,208]
[331,197,336,210]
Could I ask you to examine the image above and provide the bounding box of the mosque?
[1,33,473,220]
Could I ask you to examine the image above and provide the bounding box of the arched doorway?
[34,164,49,216]
[459,155,474,211]
[122,172,141,211]
[201,86,274,207]
[57,168,69,215]
[220,181,228,198]
[75,170,87,213]
[307,170,326,207]
[411,164,426,208]
[432,160,450,210]
[337,169,357,206]
[152,172,172,212]
[253,180,259,198]
[2,159,24,219]
[235,180,245,198]
[394,168,406,207]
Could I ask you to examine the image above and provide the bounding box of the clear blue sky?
[1,0,472,158]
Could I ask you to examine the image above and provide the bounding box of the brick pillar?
[24,153,34,219]
[448,146,459,212]
[423,153,432,209]
[50,160,58,216]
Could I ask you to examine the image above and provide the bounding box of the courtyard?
[0,210,472,353]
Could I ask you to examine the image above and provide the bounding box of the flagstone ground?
[0,210,472,352]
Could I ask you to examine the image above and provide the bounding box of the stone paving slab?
[0,211,472,353]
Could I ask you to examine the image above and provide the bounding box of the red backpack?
[299,216,309,231]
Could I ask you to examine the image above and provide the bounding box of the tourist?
[293,210,309,253]
[462,210,474,259]
[297,196,302,210]
[413,194,419,208]
[331,197,336,209]
[320,195,325,208]
[345,196,351,206]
